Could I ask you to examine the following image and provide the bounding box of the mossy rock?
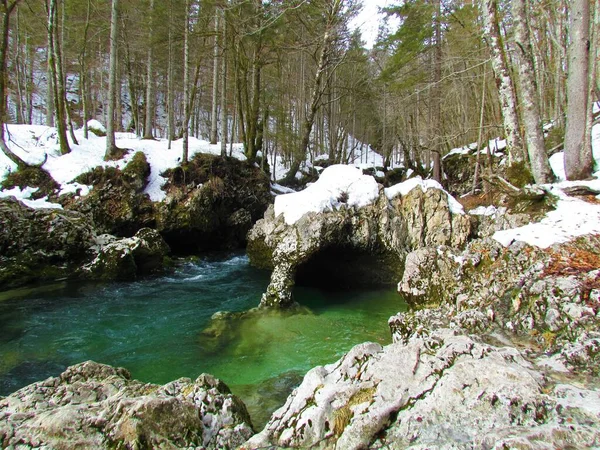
[505,161,534,189]
[158,154,272,253]
[122,152,151,192]
[1,166,59,199]
[71,160,154,237]
[383,167,406,187]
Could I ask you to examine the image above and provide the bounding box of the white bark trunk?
[564,0,594,180]
[105,0,119,158]
[481,0,524,164]
[512,0,554,183]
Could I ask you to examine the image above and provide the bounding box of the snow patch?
[493,180,600,248]
[0,186,62,209]
[274,165,379,225]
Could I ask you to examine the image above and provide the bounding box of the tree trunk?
[481,0,524,164]
[105,0,119,159]
[210,8,219,145]
[48,0,70,155]
[220,7,227,157]
[564,0,594,180]
[512,0,554,184]
[143,0,155,140]
[167,0,174,148]
[431,0,442,183]
[182,0,190,164]
[0,0,28,168]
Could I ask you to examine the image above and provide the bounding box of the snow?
[0,186,62,209]
[493,179,600,248]
[87,119,106,134]
[470,205,506,217]
[274,165,379,225]
[385,176,464,215]
[0,124,247,203]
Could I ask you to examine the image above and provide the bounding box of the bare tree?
[512,0,554,184]
[481,0,524,165]
[0,0,28,168]
[210,6,219,145]
[105,0,120,159]
[564,0,594,180]
[143,0,155,140]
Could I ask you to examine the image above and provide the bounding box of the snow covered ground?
[0,123,248,206]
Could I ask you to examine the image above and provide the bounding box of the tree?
[0,0,28,168]
[105,0,120,159]
[182,0,190,164]
[47,0,71,155]
[564,0,594,180]
[210,4,219,145]
[143,0,155,140]
[281,0,358,183]
[481,0,524,165]
[511,0,554,184]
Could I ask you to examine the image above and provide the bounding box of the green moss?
[1,167,59,199]
[122,151,150,190]
[505,161,534,189]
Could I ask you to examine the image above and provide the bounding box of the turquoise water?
[0,253,407,428]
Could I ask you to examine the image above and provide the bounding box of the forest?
[0,0,598,186]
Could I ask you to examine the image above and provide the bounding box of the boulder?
[0,361,253,449]
[247,170,470,308]
[0,197,171,289]
[397,235,600,358]
[68,152,155,237]
[244,328,599,449]
[82,227,170,280]
[0,197,96,289]
[156,154,271,253]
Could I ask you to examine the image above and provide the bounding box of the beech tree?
[0,0,28,168]
[564,0,594,180]
[105,0,120,159]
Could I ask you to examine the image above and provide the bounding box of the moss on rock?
[1,166,59,199]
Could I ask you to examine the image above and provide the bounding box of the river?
[0,253,406,428]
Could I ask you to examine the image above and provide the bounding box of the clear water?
[0,253,407,428]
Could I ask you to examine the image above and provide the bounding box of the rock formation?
[0,361,253,449]
[244,327,599,449]
[247,167,471,307]
[0,197,170,289]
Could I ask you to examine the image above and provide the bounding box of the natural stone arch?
[248,178,471,308]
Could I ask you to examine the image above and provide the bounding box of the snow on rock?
[385,176,464,215]
[0,186,62,209]
[493,180,600,248]
[86,119,106,134]
[274,164,379,225]
[0,124,249,203]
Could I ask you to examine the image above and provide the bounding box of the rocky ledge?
[243,327,600,449]
[0,361,253,449]
[247,166,471,307]
[0,197,170,290]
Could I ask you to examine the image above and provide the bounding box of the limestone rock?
[68,153,155,237]
[248,177,470,308]
[82,227,170,280]
[156,154,271,253]
[244,329,598,449]
[0,361,253,450]
[0,196,96,289]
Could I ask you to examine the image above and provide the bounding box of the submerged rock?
[244,329,599,449]
[247,169,470,307]
[0,361,254,449]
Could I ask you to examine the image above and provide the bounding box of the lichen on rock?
[0,361,254,449]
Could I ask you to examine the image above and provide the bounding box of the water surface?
[0,253,406,428]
